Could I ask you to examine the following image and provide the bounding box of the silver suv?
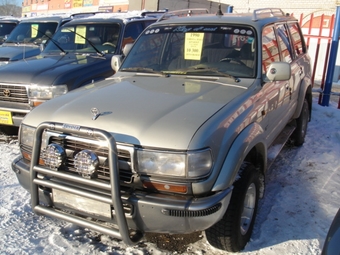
[12,8,312,252]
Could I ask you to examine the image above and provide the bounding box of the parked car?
[0,11,162,128]
[12,7,313,252]
[0,15,76,66]
[322,209,340,255]
[0,16,20,44]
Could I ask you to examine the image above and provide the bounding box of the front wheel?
[205,162,261,252]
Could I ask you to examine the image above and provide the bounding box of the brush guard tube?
[29,122,142,245]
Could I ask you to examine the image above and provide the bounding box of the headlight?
[20,124,36,147]
[137,149,212,178]
[28,84,68,100]
[0,61,9,66]
[19,124,48,149]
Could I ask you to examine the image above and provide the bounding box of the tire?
[205,162,261,252]
[292,98,309,146]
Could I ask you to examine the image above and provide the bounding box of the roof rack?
[67,11,165,22]
[252,8,288,21]
[157,8,209,22]
[141,10,166,18]
[71,11,109,19]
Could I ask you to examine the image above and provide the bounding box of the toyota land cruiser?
[12,7,312,252]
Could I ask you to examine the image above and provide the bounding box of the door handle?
[299,66,303,75]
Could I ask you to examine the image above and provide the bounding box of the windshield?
[121,24,257,78]
[6,22,58,44]
[44,23,120,54]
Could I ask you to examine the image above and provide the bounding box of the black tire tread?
[205,162,260,252]
[293,98,309,146]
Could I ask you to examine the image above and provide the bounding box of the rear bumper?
[12,155,232,234]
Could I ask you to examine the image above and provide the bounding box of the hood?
[25,75,248,149]
[0,45,41,61]
[0,54,112,85]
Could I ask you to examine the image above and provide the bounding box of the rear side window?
[287,22,306,58]
[262,25,280,74]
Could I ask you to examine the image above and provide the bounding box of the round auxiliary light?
[41,144,66,170]
[74,150,99,178]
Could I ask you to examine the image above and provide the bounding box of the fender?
[292,76,312,120]
[212,121,266,192]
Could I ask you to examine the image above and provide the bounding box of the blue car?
[322,209,340,255]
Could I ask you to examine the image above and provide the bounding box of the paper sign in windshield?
[75,26,86,44]
[184,33,204,60]
[31,24,38,38]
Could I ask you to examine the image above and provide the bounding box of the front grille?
[49,136,134,183]
[0,84,28,104]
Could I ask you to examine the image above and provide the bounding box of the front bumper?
[12,155,232,235]
[0,105,30,127]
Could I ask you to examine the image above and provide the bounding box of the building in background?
[21,0,130,17]
[20,0,339,17]
[21,0,231,17]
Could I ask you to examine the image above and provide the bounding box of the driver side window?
[262,25,280,75]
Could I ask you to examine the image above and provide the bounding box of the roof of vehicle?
[19,14,72,23]
[154,8,298,29]
[0,16,21,23]
[63,10,165,25]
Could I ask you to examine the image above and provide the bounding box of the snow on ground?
[1,91,340,255]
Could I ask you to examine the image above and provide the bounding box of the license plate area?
[53,189,112,218]
[0,111,13,125]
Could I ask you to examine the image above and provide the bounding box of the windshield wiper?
[63,28,105,57]
[187,67,240,82]
[31,26,67,55]
[121,67,169,77]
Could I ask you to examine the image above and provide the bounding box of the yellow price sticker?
[31,24,38,38]
[75,26,86,44]
[184,33,204,60]
[0,111,13,125]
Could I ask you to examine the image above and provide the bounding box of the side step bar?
[267,124,295,171]
[29,122,142,246]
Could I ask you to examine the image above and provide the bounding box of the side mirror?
[111,55,122,73]
[123,43,133,56]
[264,62,291,82]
